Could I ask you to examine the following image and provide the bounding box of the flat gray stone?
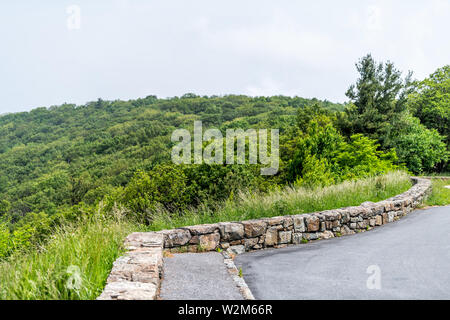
[98,281,157,300]
[160,252,243,300]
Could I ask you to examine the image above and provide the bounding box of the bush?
[408,65,449,146]
[113,162,272,222]
[333,134,398,179]
[0,223,11,258]
[385,113,447,174]
[121,164,192,220]
[288,114,398,186]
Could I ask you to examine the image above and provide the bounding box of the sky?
[0,0,449,114]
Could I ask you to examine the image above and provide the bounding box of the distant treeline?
[0,55,448,258]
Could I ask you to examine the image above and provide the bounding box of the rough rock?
[292,233,303,244]
[199,231,220,251]
[293,215,306,232]
[278,231,292,244]
[244,238,259,250]
[162,229,191,247]
[306,215,320,232]
[319,231,334,240]
[187,224,220,235]
[125,232,164,250]
[228,245,246,255]
[98,281,157,300]
[242,220,267,238]
[375,215,383,226]
[264,227,278,246]
[303,233,319,241]
[264,216,286,227]
[219,222,245,241]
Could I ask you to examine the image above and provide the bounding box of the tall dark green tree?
[408,65,450,147]
[342,54,413,142]
[340,54,447,173]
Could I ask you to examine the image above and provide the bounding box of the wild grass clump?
[149,171,412,230]
[0,208,138,300]
[425,178,450,206]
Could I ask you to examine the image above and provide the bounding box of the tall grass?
[0,214,137,300]
[149,171,412,230]
[425,178,450,206]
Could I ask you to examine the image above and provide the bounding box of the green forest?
[0,55,448,259]
[0,55,448,299]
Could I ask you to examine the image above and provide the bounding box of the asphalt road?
[234,206,450,300]
[160,252,243,300]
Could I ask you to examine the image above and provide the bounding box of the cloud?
[0,0,449,112]
[366,5,382,31]
[195,13,343,69]
[245,77,298,97]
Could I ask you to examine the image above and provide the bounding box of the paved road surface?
[235,206,450,300]
[160,252,243,300]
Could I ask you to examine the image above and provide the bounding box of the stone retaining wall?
[98,232,164,300]
[161,177,431,255]
[99,177,431,299]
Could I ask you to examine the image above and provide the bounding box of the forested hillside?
[0,95,341,218]
[0,55,448,260]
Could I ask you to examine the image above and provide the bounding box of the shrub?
[288,114,398,186]
[385,113,447,174]
[0,223,11,258]
[121,164,192,220]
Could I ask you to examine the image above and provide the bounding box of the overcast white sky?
[1,0,449,113]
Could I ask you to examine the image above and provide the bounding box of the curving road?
[234,206,450,300]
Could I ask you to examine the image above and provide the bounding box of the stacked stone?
[98,232,164,300]
[161,177,431,255]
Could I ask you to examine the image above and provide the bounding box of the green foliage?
[109,162,272,223]
[0,215,137,300]
[0,211,55,258]
[0,200,10,217]
[408,66,450,146]
[0,94,343,257]
[424,178,450,206]
[13,212,53,244]
[333,134,398,179]
[121,164,191,219]
[384,113,447,174]
[288,114,343,184]
[339,55,447,173]
[288,108,398,186]
[0,57,447,299]
[294,155,335,188]
[342,54,413,140]
[11,224,36,252]
[0,223,11,258]
[0,94,336,221]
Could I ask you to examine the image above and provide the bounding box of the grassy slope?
[0,216,138,300]
[0,171,412,300]
[425,178,450,206]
